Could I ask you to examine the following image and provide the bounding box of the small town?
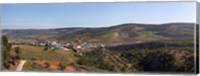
[10,40,108,51]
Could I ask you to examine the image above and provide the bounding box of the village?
[10,39,108,51]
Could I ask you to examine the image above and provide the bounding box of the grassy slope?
[137,31,168,42]
[11,45,107,72]
[11,45,78,64]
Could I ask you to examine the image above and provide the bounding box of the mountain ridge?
[2,23,195,44]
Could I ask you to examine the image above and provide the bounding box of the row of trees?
[120,48,195,72]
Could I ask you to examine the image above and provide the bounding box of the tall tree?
[2,35,12,69]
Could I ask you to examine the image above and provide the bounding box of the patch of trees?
[23,60,35,71]
[77,56,114,71]
[120,48,195,73]
[77,49,114,71]
[107,42,193,51]
[157,32,193,39]
[138,51,177,72]
[2,35,23,70]
[2,35,12,69]
[77,46,195,73]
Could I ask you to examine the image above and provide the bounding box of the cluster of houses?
[11,40,107,51]
[49,41,107,50]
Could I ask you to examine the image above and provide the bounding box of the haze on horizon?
[1,2,196,29]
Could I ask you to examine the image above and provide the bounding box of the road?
[16,60,26,72]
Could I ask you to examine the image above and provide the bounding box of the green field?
[11,45,78,65]
[138,31,167,41]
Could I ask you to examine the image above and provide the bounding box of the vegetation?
[1,23,196,73]
[2,35,12,69]
[138,31,166,41]
[22,60,35,71]
[10,45,78,64]
[14,47,21,60]
[76,42,195,72]
[77,51,115,71]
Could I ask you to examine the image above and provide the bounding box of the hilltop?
[3,23,195,44]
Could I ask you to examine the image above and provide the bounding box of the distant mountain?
[2,23,195,44]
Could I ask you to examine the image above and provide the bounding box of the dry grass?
[12,45,78,65]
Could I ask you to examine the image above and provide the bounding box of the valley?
[1,23,196,73]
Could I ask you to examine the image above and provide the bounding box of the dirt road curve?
[16,60,26,71]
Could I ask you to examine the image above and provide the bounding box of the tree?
[2,35,12,69]
[14,47,21,60]
[2,35,8,46]
[138,51,176,72]
[43,44,48,51]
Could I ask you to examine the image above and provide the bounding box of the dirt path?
[16,60,26,72]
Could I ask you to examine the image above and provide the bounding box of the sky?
[0,2,196,29]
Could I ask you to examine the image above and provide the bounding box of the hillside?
[2,23,195,44]
[2,23,196,73]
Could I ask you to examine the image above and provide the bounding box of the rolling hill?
[2,23,195,44]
